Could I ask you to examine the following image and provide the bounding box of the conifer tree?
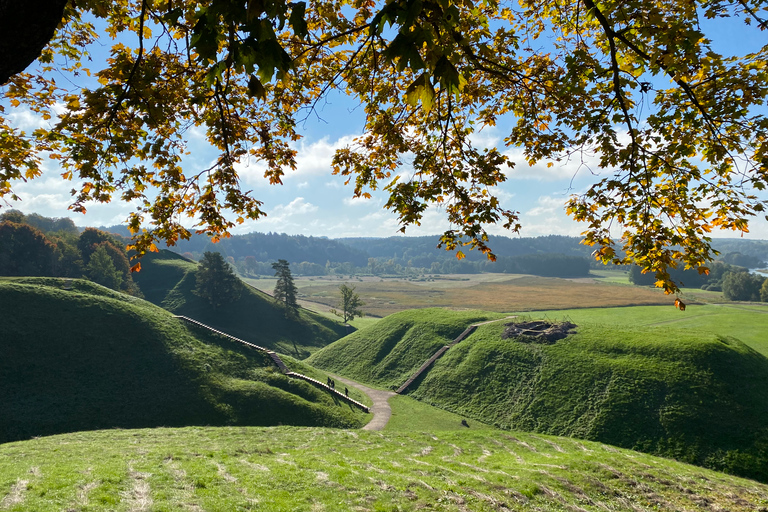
[272,259,298,313]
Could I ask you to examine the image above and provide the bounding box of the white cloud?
[342,195,378,207]
[270,197,318,218]
[503,146,600,182]
[514,194,584,237]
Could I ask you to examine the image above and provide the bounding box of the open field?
[2,427,768,511]
[245,270,678,317]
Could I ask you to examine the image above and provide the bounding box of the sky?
[3,8,768,244]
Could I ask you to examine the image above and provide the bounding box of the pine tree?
[272,259,298,313]
[195,251,242,309]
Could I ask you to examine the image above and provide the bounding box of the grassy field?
[248,271,682,317]
[523,303,768,357]
[2,427,768,511]
[134,251,349,357]
[310,307,768,482]
[385,395,496,432]
[0,277,367,444]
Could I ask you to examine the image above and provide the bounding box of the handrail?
[174,315,369,413]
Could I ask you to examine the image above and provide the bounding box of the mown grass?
[385,395,495,432]
[1,426,768,511]
[408,318,768,482]
[133,251,348,357]
[0,278,366,444]
[309,306,768,481]
[307,308,505,389]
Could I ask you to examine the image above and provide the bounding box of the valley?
[3,249,768,510]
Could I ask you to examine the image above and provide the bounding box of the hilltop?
[0,277,366,444]
[309,308,768,482]
[132,250,348,357]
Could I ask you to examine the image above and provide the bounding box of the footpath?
[175,314,516,430]
[174,315,369,413]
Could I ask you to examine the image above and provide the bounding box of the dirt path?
[330,374,396,431]
[330,317,516,430]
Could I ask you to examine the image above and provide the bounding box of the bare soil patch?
[502,321,577,344]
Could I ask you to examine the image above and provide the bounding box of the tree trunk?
[0,0,69,85]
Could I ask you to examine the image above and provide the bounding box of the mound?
[307,308,505,389]
[132,250,347,357]
[406,318,768,482]
[0,278,365,443]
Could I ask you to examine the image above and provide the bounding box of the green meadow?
[2,427,768,512]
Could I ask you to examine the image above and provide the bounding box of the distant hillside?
[339,234,593,261]
[132,250,348,357]
[0,277,365,443]
[309,308,768,482]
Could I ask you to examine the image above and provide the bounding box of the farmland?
[245,269,677,317]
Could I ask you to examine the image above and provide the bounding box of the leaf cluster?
[1,0,767,294]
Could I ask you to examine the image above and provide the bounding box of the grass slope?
[132,250,348,357]
[309,307,768,481]
[409,318,768,482]
[2,427,768,511]
[0,277,366,443]
[307,308,505,388]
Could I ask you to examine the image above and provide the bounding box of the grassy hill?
[0,277,366,444]
[2,426,768,511]
[309,308,768,482]
[132,250,348,357]
[307,308,506,387]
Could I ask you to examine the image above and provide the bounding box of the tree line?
[629,261,768,302]
[0,210,139,295]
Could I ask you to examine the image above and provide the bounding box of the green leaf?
[248,75,266,100]
[289,2,308,40]
[405,72,435,112]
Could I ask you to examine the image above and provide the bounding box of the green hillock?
[0,277,365,444]
[132,250,348,357]
[307,308,505,387]
[310,309,768,482]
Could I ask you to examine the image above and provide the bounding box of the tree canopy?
[332,283,365,323]
[1,0,767,295]
[194,250,242,308]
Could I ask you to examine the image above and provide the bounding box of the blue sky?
[3,10,768,243]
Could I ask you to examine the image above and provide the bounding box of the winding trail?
[330,374,396,431]
[331,316,517,430]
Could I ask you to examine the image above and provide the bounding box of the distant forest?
[97,224,768,281]
[3,212,763,282]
